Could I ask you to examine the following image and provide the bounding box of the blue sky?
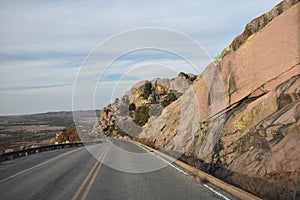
[0,0,282,115]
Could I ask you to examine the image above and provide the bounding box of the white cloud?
[0,0,282,114]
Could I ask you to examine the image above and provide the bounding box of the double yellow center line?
[72,145,111,200]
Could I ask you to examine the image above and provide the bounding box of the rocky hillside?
[94,0,300,199]
[93,72,196,138]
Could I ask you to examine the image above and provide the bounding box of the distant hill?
[0,110,99,153]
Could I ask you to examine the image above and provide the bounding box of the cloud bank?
[0,0,282,114]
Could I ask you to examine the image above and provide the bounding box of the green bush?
[129,103,136,111]
[133,105,150,126]
[161,91,178,107]
[142,82,152,99]
[178,72,189,79]
[173,90,183,98]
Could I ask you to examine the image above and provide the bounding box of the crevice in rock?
[207,92,267,123]
[207,62,300,122]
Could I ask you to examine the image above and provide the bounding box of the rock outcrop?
[140,1,300,199]
[93,72,196,138]
[218,0,300,61]
[94,1,300,199]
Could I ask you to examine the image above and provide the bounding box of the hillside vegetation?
[93,1,300,198]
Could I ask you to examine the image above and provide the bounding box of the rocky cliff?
[140,1,300,199]
[93,73,196,138]
[94,0,300,199]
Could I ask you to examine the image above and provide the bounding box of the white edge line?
[204,184,231,200]
[158,156,188,176]
[0,147,82,183]
[139,144,231,200]
[139,145,187,175]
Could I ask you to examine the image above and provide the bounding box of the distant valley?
[0,110,99,153]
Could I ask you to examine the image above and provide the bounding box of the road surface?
[0,139,235,200]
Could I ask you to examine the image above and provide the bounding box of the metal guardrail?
[0,142,84,162]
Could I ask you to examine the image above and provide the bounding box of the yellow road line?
[72,145,111,200]
[80,146,111,200]
[71,156,101,200]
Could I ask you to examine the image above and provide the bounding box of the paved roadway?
[0,139,235,200]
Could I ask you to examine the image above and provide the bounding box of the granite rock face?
[139,1,300,199]
[94,1,300,198]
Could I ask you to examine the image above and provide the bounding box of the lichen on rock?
[93,1,300,198]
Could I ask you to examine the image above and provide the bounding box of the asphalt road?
[0,139,235,200]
